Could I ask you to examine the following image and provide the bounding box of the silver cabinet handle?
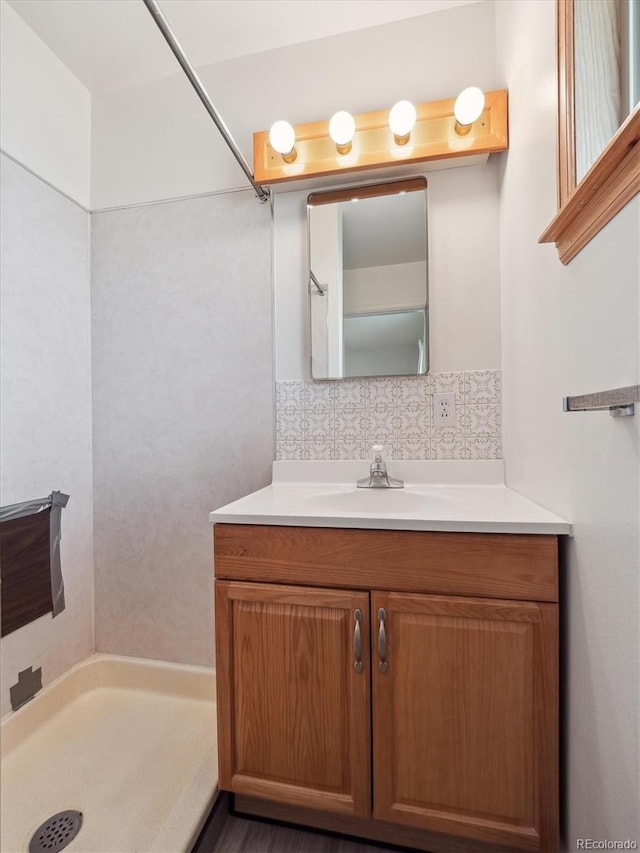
[353,609,363,673]
[378,607,388,673]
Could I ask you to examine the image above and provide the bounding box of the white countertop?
[209,461,572,536]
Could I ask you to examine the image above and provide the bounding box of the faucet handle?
[358,443,404,489]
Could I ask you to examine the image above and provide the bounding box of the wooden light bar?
[254,89,508,186]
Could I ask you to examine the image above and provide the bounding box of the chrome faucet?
[357,445,404,489]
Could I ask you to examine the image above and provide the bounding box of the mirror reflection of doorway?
[343,310,426,378]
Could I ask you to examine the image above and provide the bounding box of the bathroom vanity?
[210,462,570,853]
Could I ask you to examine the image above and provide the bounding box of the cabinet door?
[372,592,558,851]
[216,581,371,817]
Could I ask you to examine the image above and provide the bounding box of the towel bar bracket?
[609,404,635,417]
[563,385,638,417]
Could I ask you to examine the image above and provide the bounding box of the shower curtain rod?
[142,0,270,203]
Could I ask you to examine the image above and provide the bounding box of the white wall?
[91,191,273,666]
[0,154,93,717]
[344,262,427,315]
[310,203,344,377]
[91,2,497,209]
[275,162,502,381]
[0,1,91,209]
[495,2,640,849]
[345,344,418,378]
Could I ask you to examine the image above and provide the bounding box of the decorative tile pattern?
[365,378,399,408]
[335,381,367,408]
[398,406,430,440]
[306,381,335,409]
[464,404,501,435]
[275,371,502,461]
[306,408,335,441]
[465,370,501,404]
[275,381,307,410]
[466,435,503,459]
[365,408,398,443]
[432,372,465,397]
[276,409,305,441]
[277,440,308,460]
[305,439,334,460]
[397,376,432,407]
[333,440,368,460]
[335,409,366,441]
[394,439,431,460]
[432,433,466,459]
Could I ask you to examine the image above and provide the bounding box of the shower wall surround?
[276,370,502,461]
[92,189,273,667]
[0,155,94,717]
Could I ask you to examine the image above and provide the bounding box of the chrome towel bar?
[563,385,638,417]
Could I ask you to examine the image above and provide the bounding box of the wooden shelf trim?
[253,90,508,186]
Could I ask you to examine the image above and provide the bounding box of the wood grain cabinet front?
[214,524,559,853]
[371,591,558,851]
[215,581,372,817]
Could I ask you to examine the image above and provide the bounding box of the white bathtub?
[1,654,218,853]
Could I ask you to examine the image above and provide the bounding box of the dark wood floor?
[210,814,408,853]
[192,796,413,853]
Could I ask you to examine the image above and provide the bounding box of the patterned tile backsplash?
[276,371,502,461]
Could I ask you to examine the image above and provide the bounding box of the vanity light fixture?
[453,87,486,136]
[388,100,417,145]
[329,111,356,154]
[269,120,297,163]
[254,89,507,185]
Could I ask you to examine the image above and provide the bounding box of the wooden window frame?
[539,0,640,265]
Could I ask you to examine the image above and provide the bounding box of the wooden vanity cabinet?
[214,524,560,853]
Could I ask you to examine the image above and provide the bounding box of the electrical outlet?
[433,392,457,427]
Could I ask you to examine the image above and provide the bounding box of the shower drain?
[29,811,83,853]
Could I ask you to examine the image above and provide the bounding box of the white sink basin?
[209,461,573,535]
[302,488,447,514]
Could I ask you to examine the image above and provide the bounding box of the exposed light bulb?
[329,111,355,154]
[454,87,485,135]
[269,120,296,162]
[389,100,417,145]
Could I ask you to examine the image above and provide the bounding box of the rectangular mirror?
[308,177,428,380]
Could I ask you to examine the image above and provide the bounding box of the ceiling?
[342,191,426,269]
[8,0,482,93]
